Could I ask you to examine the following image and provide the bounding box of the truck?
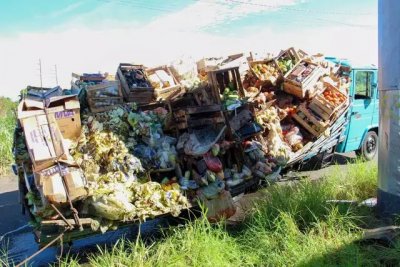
[285,58,379,171]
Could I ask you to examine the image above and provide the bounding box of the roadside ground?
[0,174,30,236]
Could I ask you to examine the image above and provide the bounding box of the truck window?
[355,71,374,99]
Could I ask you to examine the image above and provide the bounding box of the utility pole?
[38,59,43,89]
[54,64,59,85]
[377,0,400,215]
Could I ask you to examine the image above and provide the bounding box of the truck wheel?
[357,131,378,161]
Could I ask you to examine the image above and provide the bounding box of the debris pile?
[14,47,351,237]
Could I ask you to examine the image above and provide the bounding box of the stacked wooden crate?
[207,67,245,100]
[147,65,183,101]
[283,60,324,99]
[117,63,154,104]
[309,83,348,121]
[86,81,123,113]
[275,47,301,75]
[248,59,282,86]
[292,103,330,137]
[174,104,225,130]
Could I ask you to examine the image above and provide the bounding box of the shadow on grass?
[298,238,400,267]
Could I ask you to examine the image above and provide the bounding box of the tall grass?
[0,97,17,175]
[58,160,400,266]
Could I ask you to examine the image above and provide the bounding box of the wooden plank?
[188,116,225,128]
[186,104,221,114]
[39,204,194,247]
[292,113,320,137]
[88,98,124,113]
[309,102,331,121]
[298,104,329,127]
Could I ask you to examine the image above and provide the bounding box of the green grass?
[0,97,17,175]
[56,161,400,266]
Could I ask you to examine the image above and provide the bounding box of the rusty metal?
[50,204,74,230]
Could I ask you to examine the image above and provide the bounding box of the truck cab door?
[343,70,377,152]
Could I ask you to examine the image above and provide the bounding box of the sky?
[0,0,377,99]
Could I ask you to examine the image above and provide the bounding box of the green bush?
[0,97,17,175]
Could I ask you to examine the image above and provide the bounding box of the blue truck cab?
[328,58,379,160]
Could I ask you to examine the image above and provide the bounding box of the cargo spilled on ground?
[8,47,382,266]
[53,160,400,267]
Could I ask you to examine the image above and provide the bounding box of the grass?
[0,157,384,266]
[53,160,400,266]
[0,97,17,175]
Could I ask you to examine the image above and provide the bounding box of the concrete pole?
[377,0,400,215]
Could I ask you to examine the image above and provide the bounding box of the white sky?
[0,0,377,100]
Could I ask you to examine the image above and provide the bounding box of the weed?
[58,160,400,267]
[0,97,17,175]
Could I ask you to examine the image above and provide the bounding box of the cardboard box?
[18,95,81,141]
[35,164,87,204]
[22,114,70,171]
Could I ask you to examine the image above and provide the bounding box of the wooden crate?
[309,83,348,120]
[248,60,282,85]
[173,104,224,130]
[283,60,324,99]
[275,47,301,75]
[86,81,123,113]
[117,63,154,104]
[147,65,183,101]
[292,104,329,137]
[86,81,122,98]
[88,96,123,113]
[207,67,245,102]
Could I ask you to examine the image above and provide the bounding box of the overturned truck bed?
[14,47,352,247]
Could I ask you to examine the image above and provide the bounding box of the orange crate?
[309,83,348,120]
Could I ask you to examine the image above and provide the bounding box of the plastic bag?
[184,126,226,156]
[201,190,236,223]
[285,126,303,146]
[170,57,200,90]
[204,154,223,173]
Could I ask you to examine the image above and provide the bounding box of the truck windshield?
[355,71,374,99]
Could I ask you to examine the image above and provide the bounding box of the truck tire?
[356,131,378,161]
